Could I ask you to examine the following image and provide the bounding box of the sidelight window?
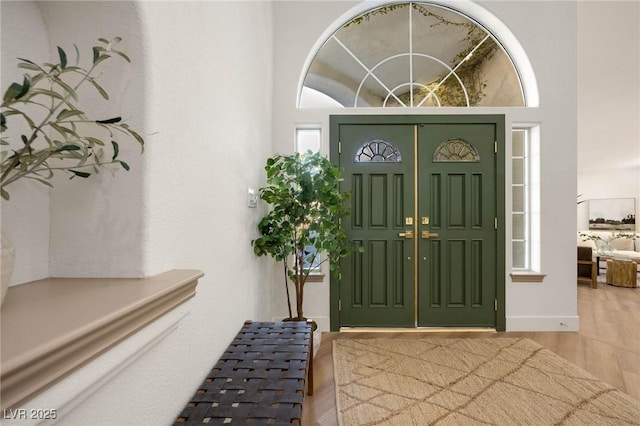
[512,126,540,272]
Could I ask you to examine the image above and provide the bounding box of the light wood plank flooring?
[303,274,640,425]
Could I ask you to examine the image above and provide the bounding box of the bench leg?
[307,320,314,395]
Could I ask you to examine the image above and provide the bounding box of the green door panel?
[338,124,414,327]
[418,123,497,327]
[330,115,505,331]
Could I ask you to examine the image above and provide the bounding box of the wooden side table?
[606,259,637,288]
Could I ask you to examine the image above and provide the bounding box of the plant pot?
[1,231,15,306]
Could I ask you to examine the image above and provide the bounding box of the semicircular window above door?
[299,2,525,108]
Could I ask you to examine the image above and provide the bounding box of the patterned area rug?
[333,338,640,425]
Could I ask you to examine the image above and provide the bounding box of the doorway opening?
[330,115,506,331]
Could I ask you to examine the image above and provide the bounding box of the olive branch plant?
[0,37,144,201]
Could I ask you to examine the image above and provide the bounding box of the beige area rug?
[333,338,640,425]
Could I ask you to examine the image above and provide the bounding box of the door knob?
[421,231,439,239]
[399,231,413,239]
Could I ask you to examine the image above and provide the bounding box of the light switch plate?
[247,188,258,208]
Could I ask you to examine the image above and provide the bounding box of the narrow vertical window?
[295,126,323,279]
[296,127,321,153]
[512,129,529,269]
[511,126,541,275]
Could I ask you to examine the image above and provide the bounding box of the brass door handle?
[399,231,413,239]
[421,231,439,239]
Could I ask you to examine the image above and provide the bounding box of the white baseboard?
[506,315,579,332]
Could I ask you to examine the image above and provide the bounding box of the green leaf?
[119,160,130,171]
[92,47,100,64]
[16,57,37,65]
[96,116,122,124]
[52,76,78,100]
[56,109,85,121]
[74,44,80,65]
[69,170,91,179]
[112,49,131,63]
[59,66,81,74]
[127,129,145,148]
[57,46,67,69]
[3,82,24,103]
[84,136,105,146]
[17,62,42,72]
[111,141,119,160]
[1,188,9,201]
[28,88,66,101]
[93,54,111,66]
[0,113,5,131]
[54,144,81,152]
[87,78,109,100]
[48,121,79,139]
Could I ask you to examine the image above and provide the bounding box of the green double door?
[330,115,505,330]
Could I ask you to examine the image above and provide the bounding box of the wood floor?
[303,274,640,425]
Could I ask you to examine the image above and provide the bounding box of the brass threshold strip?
[340,327,497,333]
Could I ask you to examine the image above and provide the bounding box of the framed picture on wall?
[588,198,636,231]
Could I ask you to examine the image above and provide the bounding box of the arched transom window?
[299,2,524,108]
[354,139,402,162]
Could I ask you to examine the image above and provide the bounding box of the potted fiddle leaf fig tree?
[0,37,145,305]
[251,151,355,330]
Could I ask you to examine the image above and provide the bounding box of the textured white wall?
[0,1,51,285]
[2,1,273,425]
[484,1,578,331]
[39,1,148,278]
[273,0,579,331]
[577,1,640,231]
[60,1,273,424]
[58,2,273,425]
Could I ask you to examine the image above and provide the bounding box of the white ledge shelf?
[510,272,546,282]
[0,269,203,410]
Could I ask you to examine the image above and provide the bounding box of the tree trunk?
[296,276,304,319]
[283,262,292,318]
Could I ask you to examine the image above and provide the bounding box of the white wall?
[2,1,273,425]
[59,2,274,424]
[577,1,640,231]
[39,1,148,279]
[0,1,51,285]
[272,0,579,332]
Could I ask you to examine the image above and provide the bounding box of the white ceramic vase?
[1,231,15,306]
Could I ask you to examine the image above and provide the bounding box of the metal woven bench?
[174,320,313,425]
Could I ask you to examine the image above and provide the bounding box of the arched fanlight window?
[354,139,402,162]
[433,138,480,162]
[299,2,524,108]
